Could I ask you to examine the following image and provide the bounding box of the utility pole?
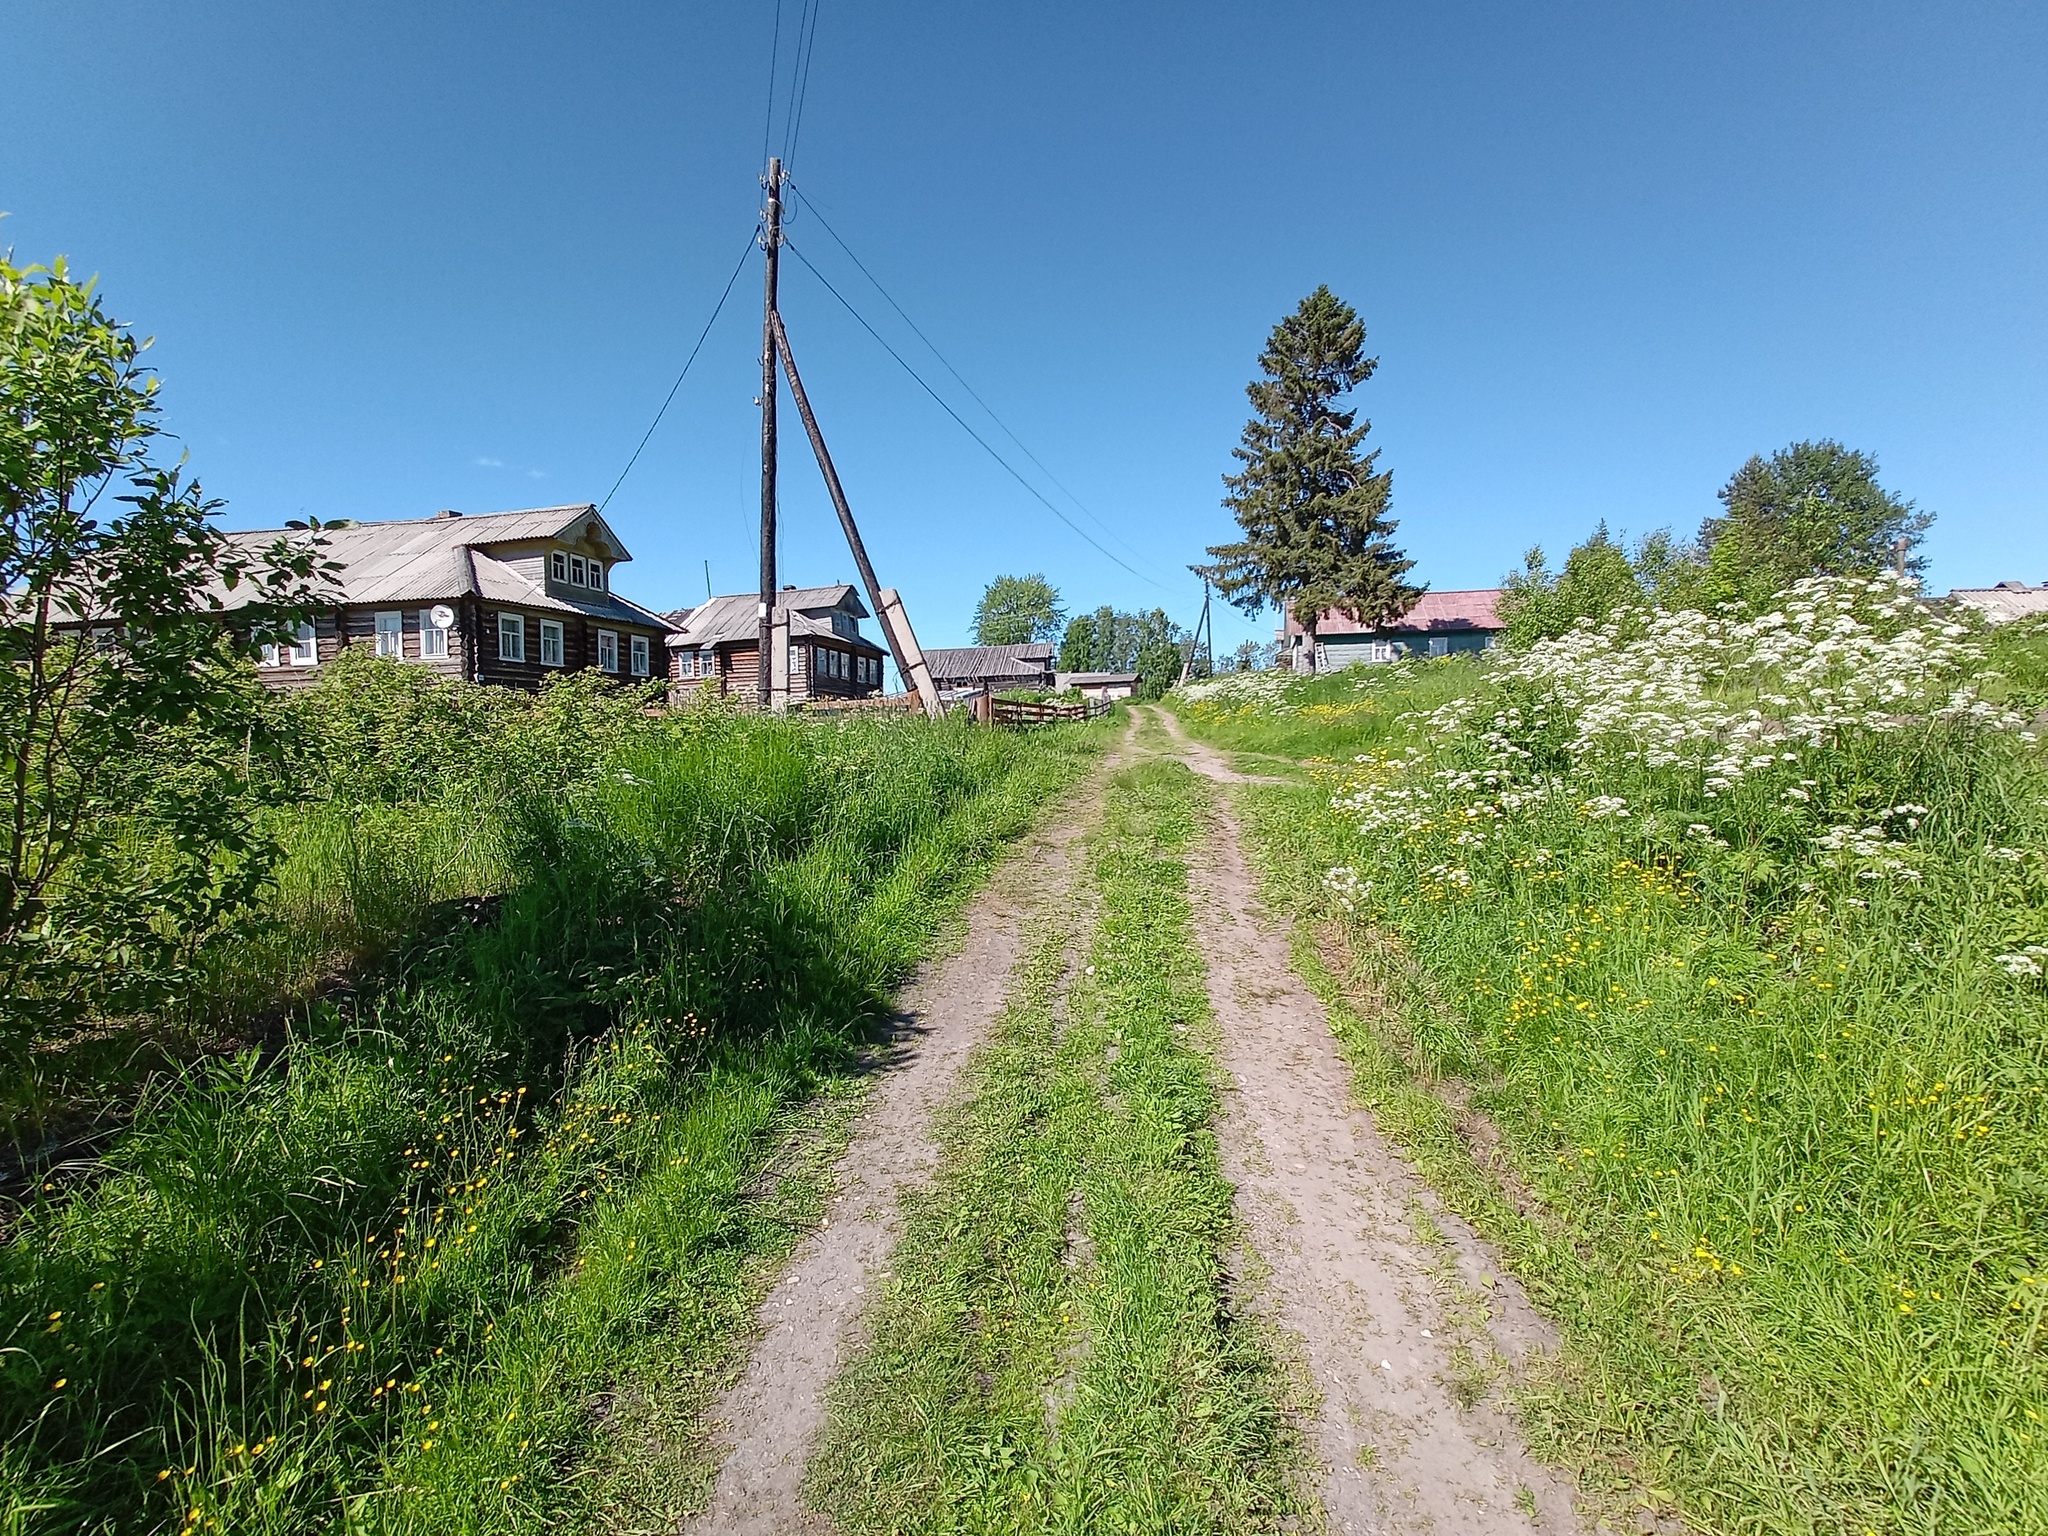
[772,314,943,716]
[1177,577,1213,689]
[758,156,784,709]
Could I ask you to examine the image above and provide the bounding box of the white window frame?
[419,610,449,658]
[569,554,587,587]
[539,618,565,667]
[550,550,567,582]
[590,562,605,591]
[289,621,318,667]
[1428,636,1450,658]
[596,628,619,673]
[498,613,525,662]
[629,634,649,677]
[374,610,403,658]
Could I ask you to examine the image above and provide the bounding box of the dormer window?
[570,554,588,586]
[551,551,567,582]
[590,562,605,591]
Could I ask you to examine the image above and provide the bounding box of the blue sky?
[5,1,2044,661]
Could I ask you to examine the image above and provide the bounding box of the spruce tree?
[1201,286,1420,669]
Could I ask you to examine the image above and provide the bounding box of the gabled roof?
[1284,589,1504,638]
[665,587,873,649]
[665,588,881,651]
[1951,582,2048,625]
[922,643,1056,681]
[211,505,669,629]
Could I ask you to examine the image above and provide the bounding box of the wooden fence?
[980,695,1115,727]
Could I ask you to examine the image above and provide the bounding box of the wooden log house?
[665,584,887,704]
[221,505,674,691]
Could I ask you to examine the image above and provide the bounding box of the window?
[550,551,567,582]
[375,611,403,658]
[590,562,605,591]
[1428,636,1450,658]
[498,613,525,662]
[289,622,317,666]
[569,554,587,587]
[596,629,618,673]
[539,619,564,667]
[419,610,449,658]
[629,634,650,677]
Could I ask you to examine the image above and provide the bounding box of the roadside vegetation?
[809,758,1312,1534]
[1178,585,2048,1534]
[1,642,1102,1533]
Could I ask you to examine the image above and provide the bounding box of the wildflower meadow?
[1183,579,2048,1535]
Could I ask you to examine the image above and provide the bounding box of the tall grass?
[0,697,1100,1534]
[1183,613,2048,1534]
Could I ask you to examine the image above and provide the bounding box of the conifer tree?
[1201,286,1420,669]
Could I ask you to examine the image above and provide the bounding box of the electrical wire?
[786,180,1169,578]
[782,0,825,173]
[598,227,761,512]
[784,237,1164,588]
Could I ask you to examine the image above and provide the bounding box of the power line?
[784,237,1164,589]
[782,0,825,173]
[599,227,761,512]
[785,180,1169,578]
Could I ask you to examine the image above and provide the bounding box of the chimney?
[434,509,463,520]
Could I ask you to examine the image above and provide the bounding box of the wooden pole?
[771,312,933,702]
[758,156,784,709]
[1176,578,1213,688]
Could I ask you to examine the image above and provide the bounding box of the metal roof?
[1283,589,1504,638]
[209,505,668,628]
[1952,583,2048,625]
[664,587,874,649]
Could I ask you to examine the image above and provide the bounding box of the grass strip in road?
[808,758,1312,1536]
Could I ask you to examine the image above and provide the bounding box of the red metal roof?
[1280,589,1503,638]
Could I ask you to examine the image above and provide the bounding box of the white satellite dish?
[429,604,456,630]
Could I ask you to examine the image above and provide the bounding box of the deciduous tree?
[972,573,1064,646]
[1,256,332,1044]
[1201,287,1420,670]
[1699,440,1931,604]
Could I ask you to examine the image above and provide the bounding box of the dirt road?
[1167,713,1586,1535]
[682,749,1114,1535]
[682,716,1582,1533]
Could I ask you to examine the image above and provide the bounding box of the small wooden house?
[1279,589,1504,673]
[666,585,887,703]
[222,505,674,691]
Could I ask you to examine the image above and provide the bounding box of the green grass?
[807,758,1312,1535]
[1180,660,1481,764]
[0,709,1104,1535]
[1183,655,2048,1536]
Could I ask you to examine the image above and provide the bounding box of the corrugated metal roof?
[665,586,872,648]
[923,644,1055,682]
[1283,589,1504,638]
[203,505,670,628]
[213,505,634,604]
[1952,583,2048,625]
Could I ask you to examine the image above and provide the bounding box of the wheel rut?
[681,740,1123,1535]
[1159,710,1589,1536]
